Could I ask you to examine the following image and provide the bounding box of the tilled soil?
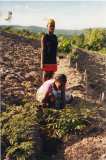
[64,133,106,160]
[0,32,42,108]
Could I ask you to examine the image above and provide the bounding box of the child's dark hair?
[54,74,67,83]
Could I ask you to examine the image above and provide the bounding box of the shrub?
[1,103,41,160]
[58,37,71,53]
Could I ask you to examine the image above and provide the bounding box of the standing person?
[41,18,58,82]
[36,74,67,109]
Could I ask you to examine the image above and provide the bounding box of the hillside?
[1,31,106,160]
[0,25,83,36]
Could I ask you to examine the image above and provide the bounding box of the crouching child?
[36,74,68,109]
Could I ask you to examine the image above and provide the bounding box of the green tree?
[84,28,106,51]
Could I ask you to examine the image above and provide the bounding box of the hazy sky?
[1,0,106,1]
[0,1,106,29]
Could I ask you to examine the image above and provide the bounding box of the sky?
[0,1,106,29]
[1,0,106,1]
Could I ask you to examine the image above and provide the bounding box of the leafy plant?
[39,107,90,138]
[1,103,41,160]
[58,37,71,53]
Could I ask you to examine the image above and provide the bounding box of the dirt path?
[56,57,84,98]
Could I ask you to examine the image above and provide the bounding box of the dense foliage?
[58,28,106,54]
[1,102,94,160]
[84,28,106,51]
[1,103,40,159]
[58,36,71,53]
[38,107,92,138]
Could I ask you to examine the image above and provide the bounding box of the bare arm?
[41,35,45,69]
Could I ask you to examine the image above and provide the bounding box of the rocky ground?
[1,32,106,160]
